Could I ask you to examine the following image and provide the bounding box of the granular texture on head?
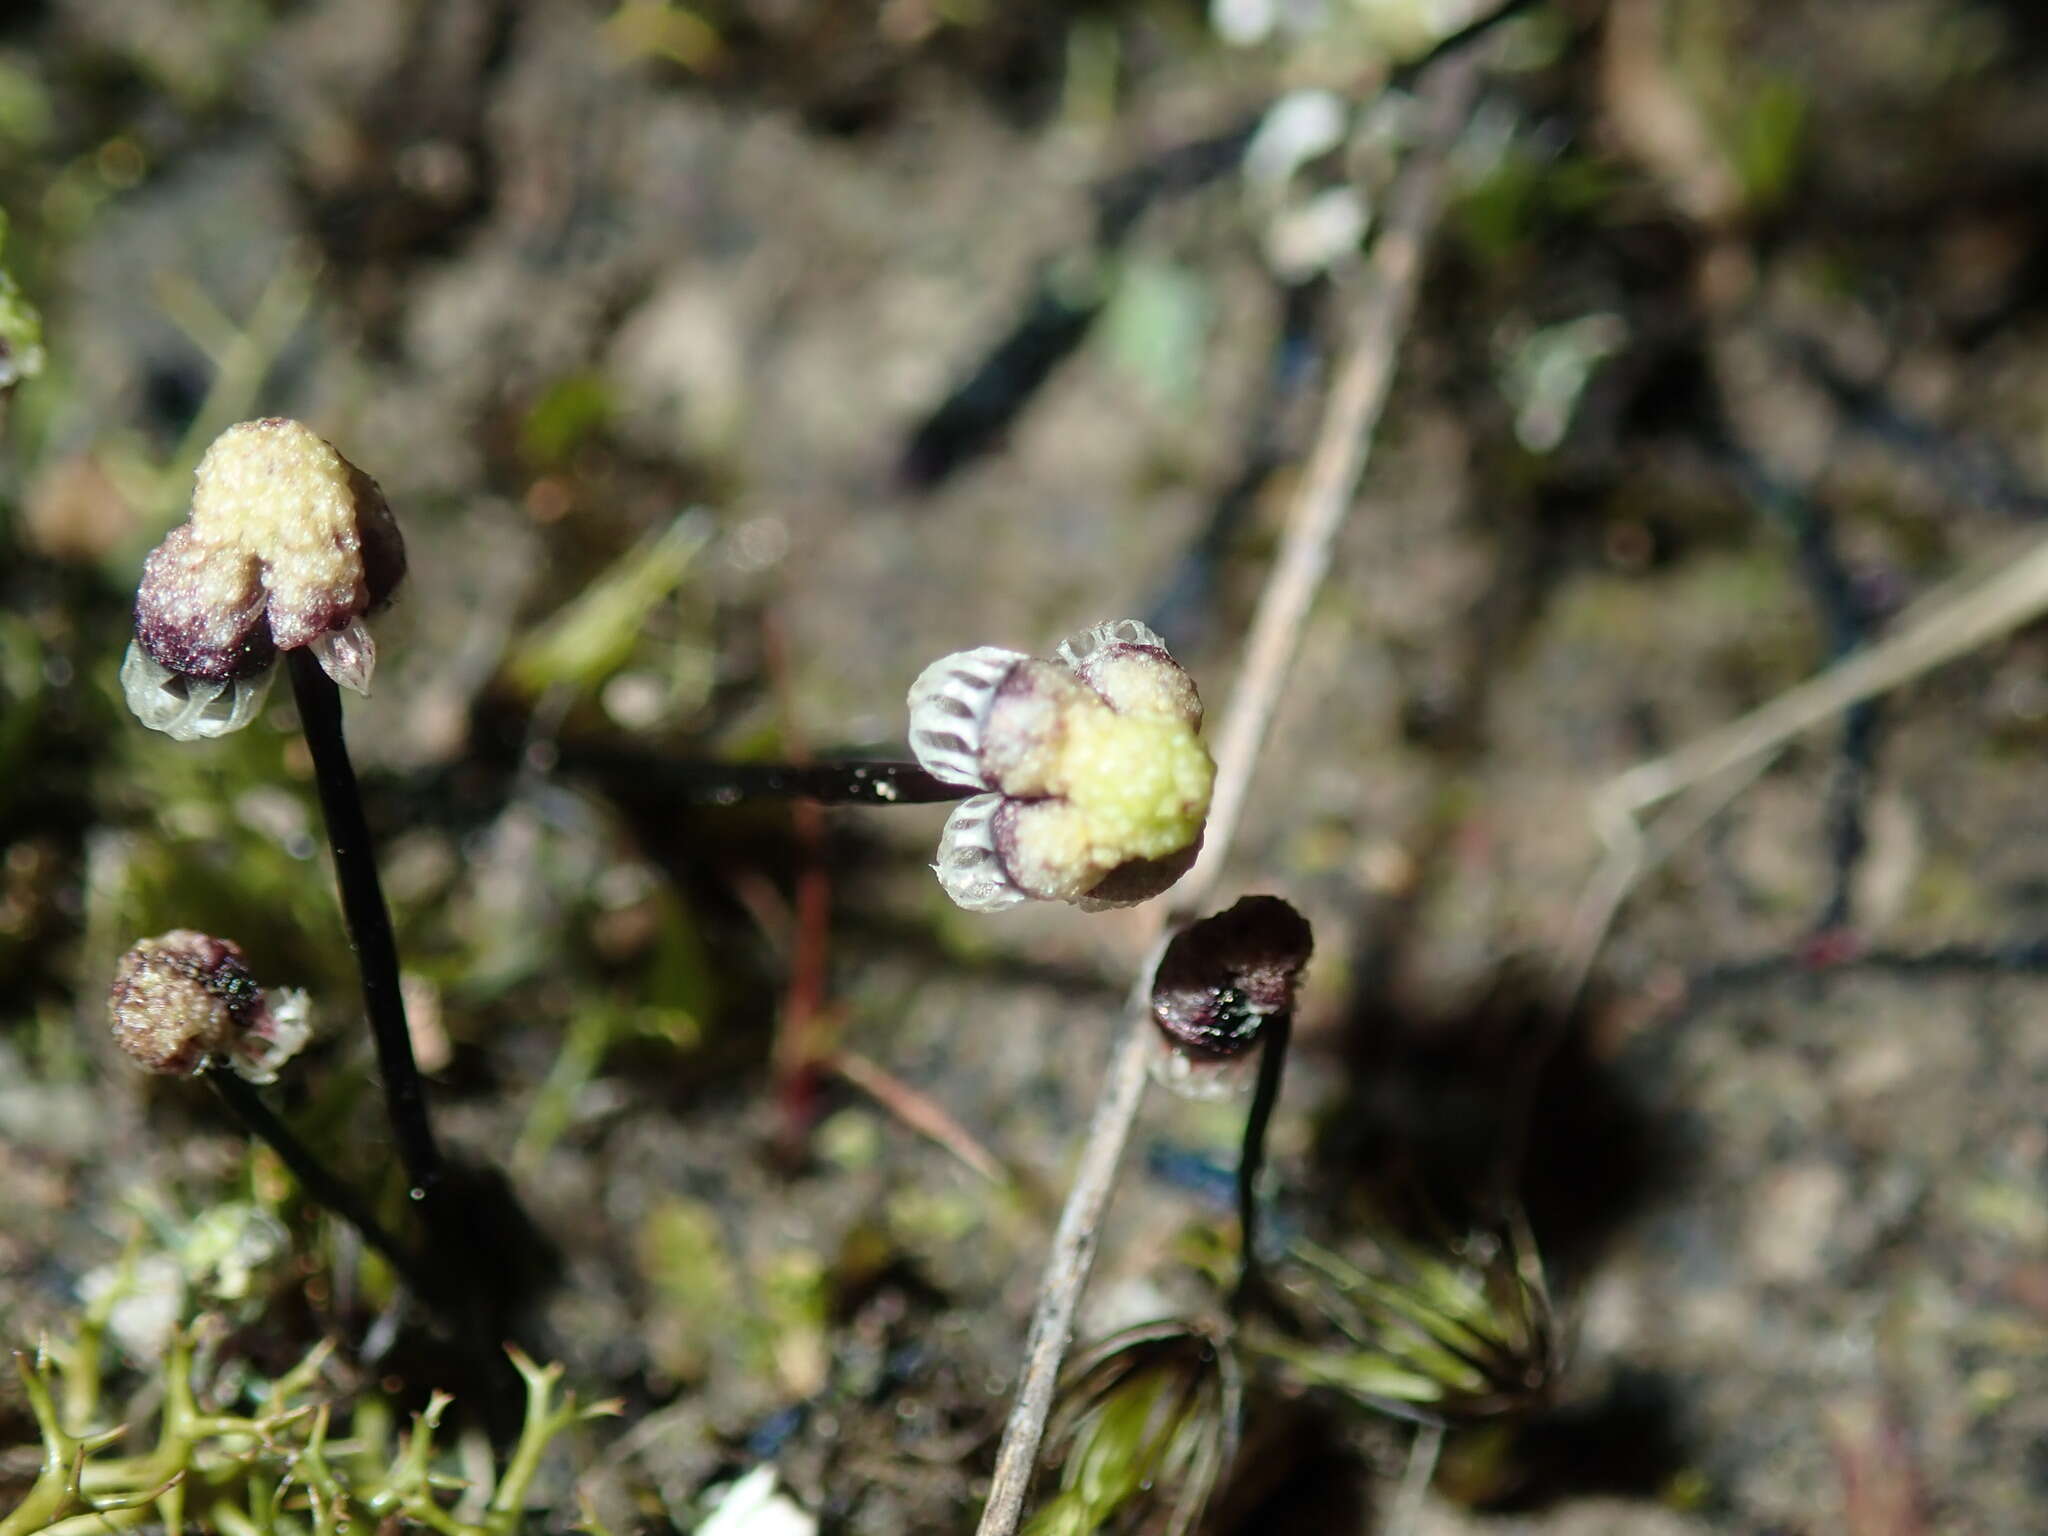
[133,524,272,681]
[914,619,1215,912]
[132,418,404,686]
[107,929,310,1082]
[108,930,263,1076]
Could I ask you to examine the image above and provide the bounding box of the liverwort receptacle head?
[1147,895,1313,1098]
[123,418,405,740]
[909,619,1214,913]
[109,929,311,1084]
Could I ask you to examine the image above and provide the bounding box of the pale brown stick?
[1557,529,2048,1002]
[1597,534,2048,828]
[833,1049,1010,1186]
[1388,1420,1447,1536]
[1180,91,1462,913]
[973,56,1482,1536]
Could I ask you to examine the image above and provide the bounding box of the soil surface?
[7,1,2048,1531]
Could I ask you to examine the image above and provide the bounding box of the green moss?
[518,373,615,471]
[637,1195,740,1384]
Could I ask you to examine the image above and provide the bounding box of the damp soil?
[7,1,2048,1531]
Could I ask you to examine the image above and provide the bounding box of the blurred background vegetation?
[7,0,2048,1530]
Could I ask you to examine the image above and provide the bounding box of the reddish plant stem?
[761,611,837,1161]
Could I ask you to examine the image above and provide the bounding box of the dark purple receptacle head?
[1149,895,1314,1061]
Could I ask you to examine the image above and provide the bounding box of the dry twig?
[833,1049,1011,1187]
[1559,529,2048,1001]
[974,54,1483,1535]
[1388,1419,1447,1536]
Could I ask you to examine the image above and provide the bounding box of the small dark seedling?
[1145,893,1315,1312]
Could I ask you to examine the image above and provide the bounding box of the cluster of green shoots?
[7,1295,614,1536]
[1021,1219,1556,1535]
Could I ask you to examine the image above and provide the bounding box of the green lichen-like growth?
[0,209,45,393]
[0,1318,617,1536]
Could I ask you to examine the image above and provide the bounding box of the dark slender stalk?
[762,609,835,1164]
[1231,1009,1292,1315]
[1778,329,2048,521]
[1707,352,1885,937]
[286,649,441,1199]
[1388,0,1544,88]
[208,1071,433,1298]
[557,748,968,807]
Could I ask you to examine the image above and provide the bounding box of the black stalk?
[1389,0,1545,88]
[286,649,441,1198]
[554,748,969,807]
[1231,1008,1293,1315]
[208,1071,433,1298]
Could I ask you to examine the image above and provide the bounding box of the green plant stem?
[1231,1009,1291,1316]
[208,1072,435,1300]
[286,649,442,1200]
